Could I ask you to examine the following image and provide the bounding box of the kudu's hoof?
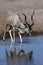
[18,50,25,57]
[26,51,33,60]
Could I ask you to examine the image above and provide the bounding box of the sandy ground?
[0,0,43,38]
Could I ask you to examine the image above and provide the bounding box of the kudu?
[3,11,29,53]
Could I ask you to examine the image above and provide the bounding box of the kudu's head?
[22,10,35,35]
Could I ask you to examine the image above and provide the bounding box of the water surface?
[0,36,43,65]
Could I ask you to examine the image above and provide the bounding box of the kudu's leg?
[13,31,16,56]
[3,31,6,41]
[9,30,14,51]
[13,31,15,46]
[18,32,23,50]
